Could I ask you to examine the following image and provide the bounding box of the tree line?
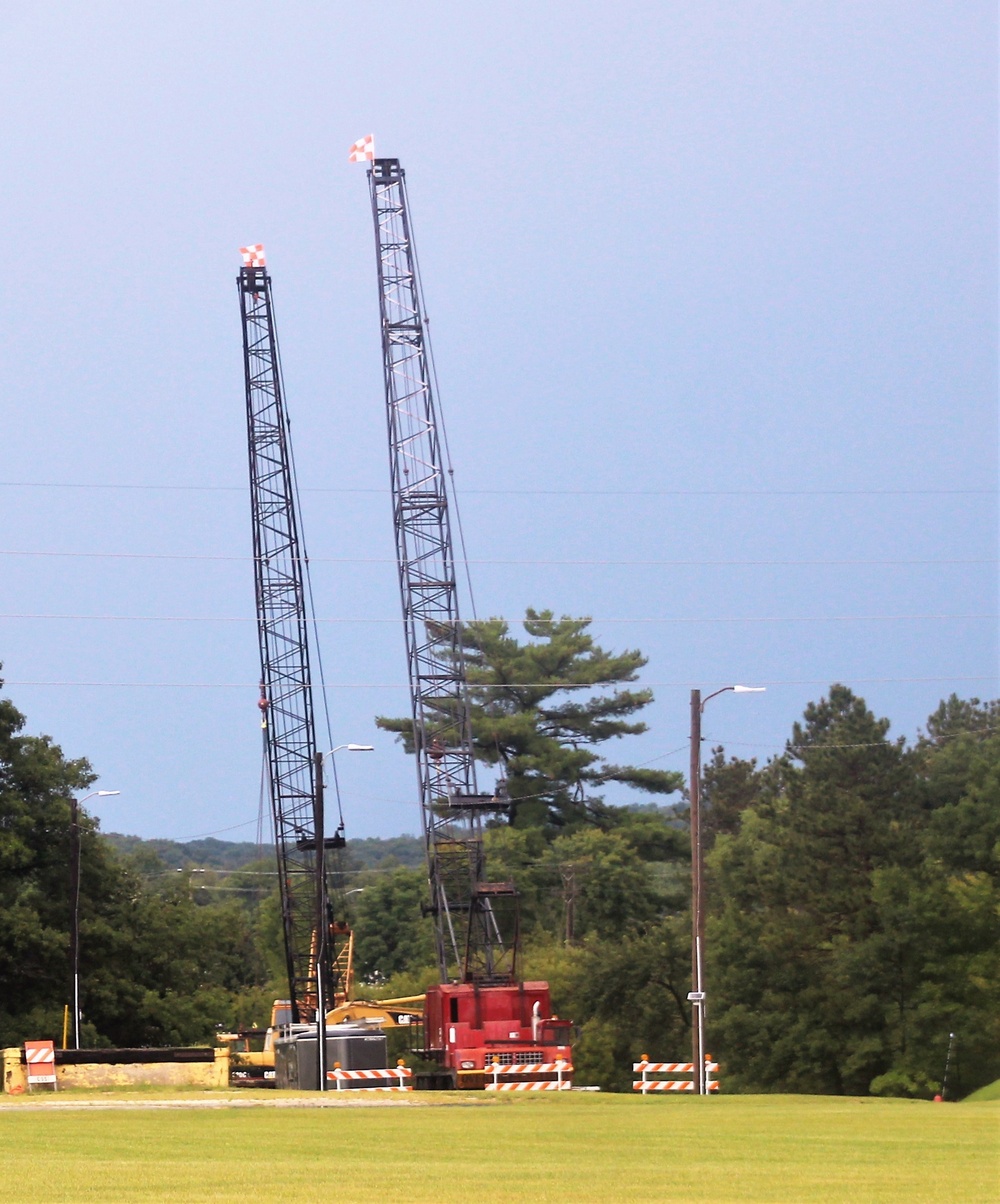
[1,620,997,1097]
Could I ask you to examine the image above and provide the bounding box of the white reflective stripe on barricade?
[632,1057,719,1094]
[24,1040,57,1087]
[486,1080,573,1091]
[631,1080,721,1092]
[490,1062,571,1075]
[328,1065,413,1090]
[632,1061,718,1073]
[486,1058,573,1091]
[632,1061,699,1073]
[333,1084,414,1092]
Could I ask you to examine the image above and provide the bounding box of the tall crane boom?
[238,250,322,1022]
[368,159,515,986]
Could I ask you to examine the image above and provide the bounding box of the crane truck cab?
[422,982,572,1089]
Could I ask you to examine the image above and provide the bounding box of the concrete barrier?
[3,1047,230,1094]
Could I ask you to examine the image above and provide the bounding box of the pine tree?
[707,686,920,1093]
[376,609,682,831]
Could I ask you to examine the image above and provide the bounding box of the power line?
[0,549,994,568]
[0,611,993,624]
[172,817,261,838]
[136,713,992,844]
[5,675,996,690]
[704,728,1000,753]
[0,480,994,497]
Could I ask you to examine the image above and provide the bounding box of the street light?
[70,790,120,1050]
[689,686,764,1094]
[314,743,374,1091]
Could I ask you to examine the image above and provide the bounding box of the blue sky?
[1,1,995,841]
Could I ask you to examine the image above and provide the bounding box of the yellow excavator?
[219,924,424,1085]
[221,999,425,1086]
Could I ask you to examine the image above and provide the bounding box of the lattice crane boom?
[367,159,516,986]
[238,250,325,1022]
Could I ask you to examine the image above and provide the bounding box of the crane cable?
[409,211,478,624]
[272,304,343,833]
[256,730,273,854]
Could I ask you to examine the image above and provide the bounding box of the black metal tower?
[239,255,323,1022]
[367,159,517,986]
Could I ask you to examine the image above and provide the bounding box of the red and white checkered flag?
[240,244,266,268]
[348,134,375,163]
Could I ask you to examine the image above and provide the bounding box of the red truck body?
[423,981,573,1087]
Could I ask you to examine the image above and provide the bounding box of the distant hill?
[102,831,424,872]
[102,834,267,870]
[345,834,425,869]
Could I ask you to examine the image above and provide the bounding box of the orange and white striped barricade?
[24,1040,57,1092]
[328,1059,413,1091]
[632,1056,719,1094]
[485,1058,573,1091]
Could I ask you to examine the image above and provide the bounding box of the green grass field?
[966,1078,1000,1102]
[1,1092,996,1202]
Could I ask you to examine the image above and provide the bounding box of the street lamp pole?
[70,789,120,1049]
[314,744,373,1091]
[689,689,705,1094]
[314,750,327,1093]
[688,686,764,1094]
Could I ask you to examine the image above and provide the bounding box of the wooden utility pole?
[689,689,705,1095]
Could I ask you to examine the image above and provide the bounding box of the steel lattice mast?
[368,159,517,986]
[238,251,321,1022]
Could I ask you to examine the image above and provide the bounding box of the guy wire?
[409,204,478,623]
[272,285,336,756]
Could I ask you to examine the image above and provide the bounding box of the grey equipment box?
[273,1024,389,1090]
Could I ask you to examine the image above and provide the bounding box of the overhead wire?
[0,548,995,567]
[0,611,992,624]
[137,716,1000,846]
[0,480,995,497]
[5,675,996,689]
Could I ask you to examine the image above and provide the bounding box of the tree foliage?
[377,610,682,831]
[350,867,437,985]
[0,671,271,1049]
[707,687,1000,1098]
[5,664,998,1100]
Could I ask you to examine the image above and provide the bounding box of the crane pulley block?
[444,792,506,812]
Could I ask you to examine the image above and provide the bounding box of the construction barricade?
[328,1059,413,1091]
[24,1040,57,1092]
[486,1058,573,1091]
[632,1055,719,1094]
